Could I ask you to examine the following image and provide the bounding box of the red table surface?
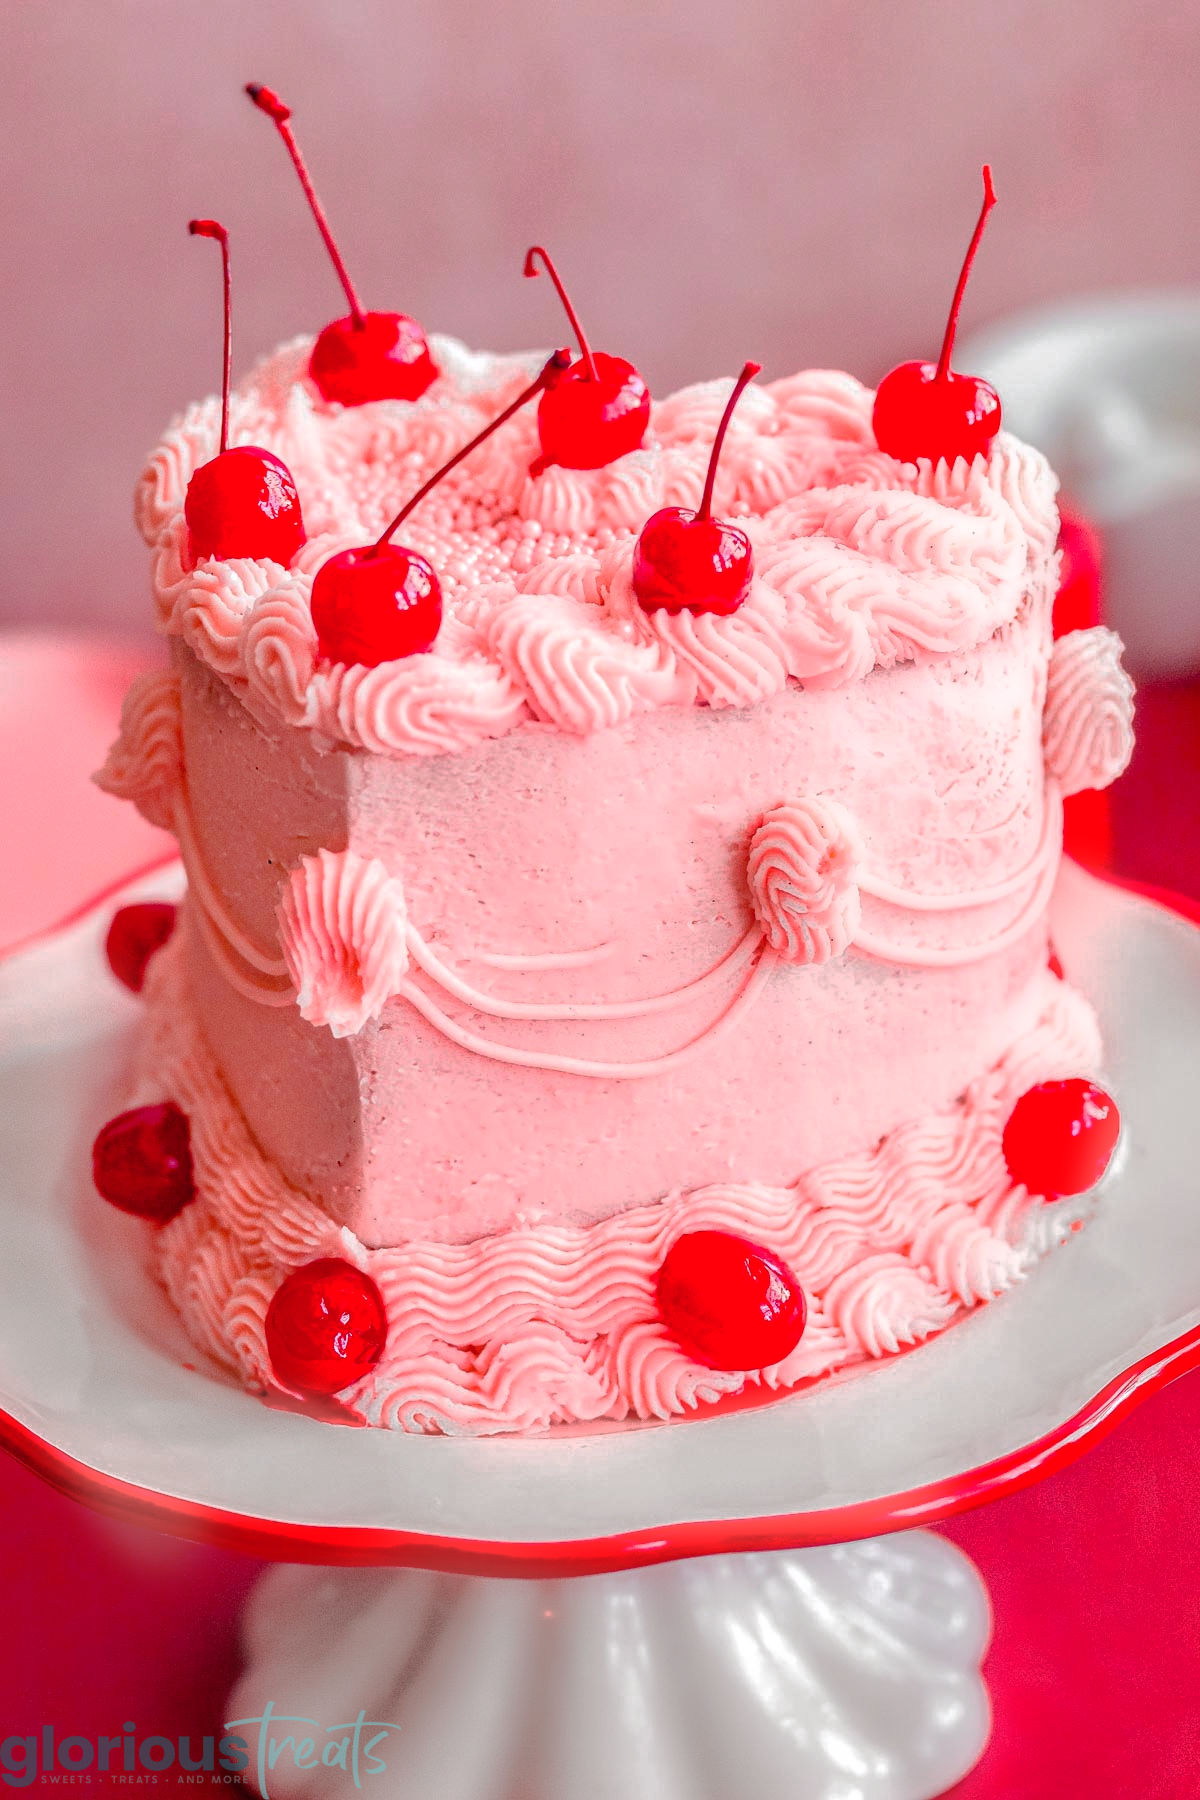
[1,630,1198,1799]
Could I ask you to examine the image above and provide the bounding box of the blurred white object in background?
[962,293,1200,677]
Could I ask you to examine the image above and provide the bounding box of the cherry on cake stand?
[1,863,1198,1800]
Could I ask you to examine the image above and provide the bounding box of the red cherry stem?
[188,219,232,456]
[374,350,571,549]
[523,247,599,383]
[696,362,762,522]
[934,164,997,384]
[246,83,366,329]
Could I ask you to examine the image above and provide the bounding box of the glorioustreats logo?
[0,1704,402,1792]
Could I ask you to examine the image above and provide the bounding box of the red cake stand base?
[1,862,1197,1800]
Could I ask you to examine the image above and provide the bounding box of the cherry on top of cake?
[522,246,651,475]
[307,350,757,666]
[632,360,761,616]
[309,350,571,668]
[872,165,1002,466]
[139,220,1054,763]
[144,333,1051,681]
[246,81,439,408]
[182,219,308,567]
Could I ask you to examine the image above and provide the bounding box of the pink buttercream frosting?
[1043,626,1136,796]
[747,798,862,963]
[277,849,409,1038]
[168,591,1083,1247]
[133,335,1060,760]
[132,928,1102,1435]
[94,668,183,830]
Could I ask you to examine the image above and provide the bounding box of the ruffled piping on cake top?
[135,335,1062,760]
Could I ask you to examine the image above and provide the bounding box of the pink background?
[5,1,1200,639]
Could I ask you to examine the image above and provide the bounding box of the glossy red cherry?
[633,361,761,614]
[265,1257,387,1397]
[92,1103,194,1221]
[184,220,307,566]
[872,364,1000,467]
[185,445,307,565]
[309,311,438,407]
[1002,1078,1121,1198]
[105,902,177,993]
[523,247,649,472]
[533,353,650,473]
[247,83,437,406]
[311,349,569,667]
[872,166,1001,466]
[655,1229,807,1372]
[311,544,441,666]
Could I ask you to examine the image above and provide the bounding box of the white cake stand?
[2,861,1198,1800]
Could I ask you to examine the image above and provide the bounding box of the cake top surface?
[138,334,1059,758]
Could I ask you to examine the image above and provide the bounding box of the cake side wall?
[176,647,368,1200]
[175,596,1058,1245]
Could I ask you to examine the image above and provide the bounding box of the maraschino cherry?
[184,219,307,566]
[92,1103,195,1221]
[311,348,569,666]
[264,1257,387,1397]
[1002,1078,1121,1198]
[523,246,650,474]
[633,361,761,614]
[872,165,1002,466]
[246,83,438,407]
[656,1229,808,1372]
[105,902,177,994]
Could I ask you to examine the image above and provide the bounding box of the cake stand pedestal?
[229,1535,988,1800]
[1,862,1199,1800]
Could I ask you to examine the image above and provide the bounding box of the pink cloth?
[1,633,1198,1794]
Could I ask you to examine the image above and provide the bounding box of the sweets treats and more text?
[92,87,1135,1434]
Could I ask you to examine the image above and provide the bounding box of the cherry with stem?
[310,350,571,668]
[633,361,762,616]
[933,164,997,386]
[872,165,1002,466]
[523,244,649,473]
[246,82,438,406]
[192,218,233,453]
[524,246,599,383]
[183,219,307,566]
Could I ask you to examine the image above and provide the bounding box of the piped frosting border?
[131,922,1103,1436]
[134,335,1061,760]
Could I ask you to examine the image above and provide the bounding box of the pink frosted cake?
[93,321,1137,1434]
